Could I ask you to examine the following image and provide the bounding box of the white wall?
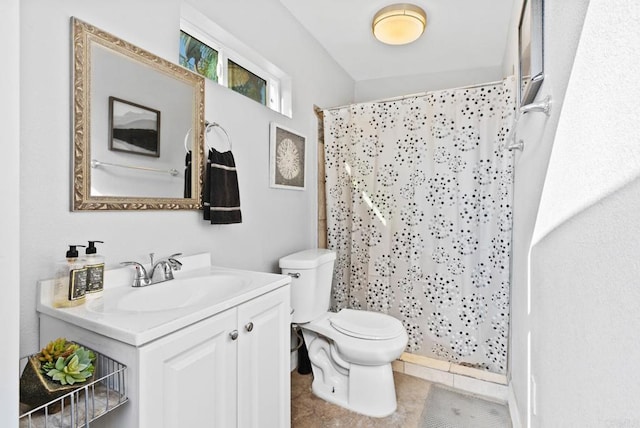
[0,0,20,424]
[531,183,640,426]
[529,0,640,425]
[503,0,591,425]
[354,65,503,102]
[506,0,640,425]
[19,0,353,357]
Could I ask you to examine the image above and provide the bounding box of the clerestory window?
[180,5,292,117]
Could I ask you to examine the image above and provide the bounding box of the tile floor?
[291,370,512,428]
[291,370,432,427]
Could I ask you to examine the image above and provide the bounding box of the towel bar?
[91,159,179,176]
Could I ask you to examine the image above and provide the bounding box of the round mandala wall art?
[277,138,300,180]
[270,123,306,190]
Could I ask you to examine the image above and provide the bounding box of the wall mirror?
[518,0,544,107]
[72,17,205,210]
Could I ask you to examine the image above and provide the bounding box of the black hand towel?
[202,148,242,224]
[184,150,192,198]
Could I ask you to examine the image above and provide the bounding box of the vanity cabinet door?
[138,308,238,428]
[237,286,291,428]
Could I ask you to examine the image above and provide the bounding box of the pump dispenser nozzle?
[86,240,104,255]
[66,245,86,258]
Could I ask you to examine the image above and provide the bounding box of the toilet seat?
[301,309,408,366]
[329,309,405,340]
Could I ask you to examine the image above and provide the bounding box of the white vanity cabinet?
[138,308,237,427]
[138,286,291,428]
[236,287,291,427]
[37,257,291,428]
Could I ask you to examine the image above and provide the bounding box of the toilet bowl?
[280,249,408,417]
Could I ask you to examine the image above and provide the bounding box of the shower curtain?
[323,78,515,374]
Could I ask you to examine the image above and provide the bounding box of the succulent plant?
[38,340,96,386]
[37,338,78,364]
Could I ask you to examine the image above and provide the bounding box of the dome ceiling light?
[372,3,427,45]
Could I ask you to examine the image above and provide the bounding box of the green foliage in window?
[228,60,267,105]
[179,30,218,82]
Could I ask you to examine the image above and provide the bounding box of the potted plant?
[20,338,96,412]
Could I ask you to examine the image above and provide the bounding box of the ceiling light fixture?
[372,3,427,45]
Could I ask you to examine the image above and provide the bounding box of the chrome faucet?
[121,252,183,287]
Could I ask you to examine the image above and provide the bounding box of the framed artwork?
[108,96,160,157]
[270,123,306,190]
[518,0,544,107]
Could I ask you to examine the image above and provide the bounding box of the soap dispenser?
[53,245,88,308]
[85,240,105,299]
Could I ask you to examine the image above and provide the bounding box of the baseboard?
[508,382,523,428]
[394,352,509,403]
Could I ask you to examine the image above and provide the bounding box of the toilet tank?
[279,249,336,324]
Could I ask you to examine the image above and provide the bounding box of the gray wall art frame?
[269,122,306,190]
[518,0,544,107]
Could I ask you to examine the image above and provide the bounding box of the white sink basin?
[87,272,250,314]
[37,253,291,346]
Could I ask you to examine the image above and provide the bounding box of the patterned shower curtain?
[323,78,515,374]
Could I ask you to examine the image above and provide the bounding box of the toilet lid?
[329,309,404,340]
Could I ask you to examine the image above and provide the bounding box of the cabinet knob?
[229,330,239,340]
[245,322,254,332]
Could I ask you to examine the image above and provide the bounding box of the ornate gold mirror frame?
[72,17,205,210]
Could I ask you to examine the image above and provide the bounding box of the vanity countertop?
[37,253,291,346]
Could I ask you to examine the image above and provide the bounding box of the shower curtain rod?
[323,78,506,112]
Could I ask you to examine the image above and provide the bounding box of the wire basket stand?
[19,351,128,428]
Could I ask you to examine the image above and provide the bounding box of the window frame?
[180,10,291,116]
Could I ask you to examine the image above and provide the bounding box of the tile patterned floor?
[291,370,432,427]
[291,370,512,428]
[420,384,512,428]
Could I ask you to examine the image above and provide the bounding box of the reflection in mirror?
[72,17,205,210]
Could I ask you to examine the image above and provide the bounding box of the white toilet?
[280,249,408,418]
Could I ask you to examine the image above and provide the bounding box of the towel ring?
[183,122,233,153]
[183,128,212,153]
[205,121,233,152]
